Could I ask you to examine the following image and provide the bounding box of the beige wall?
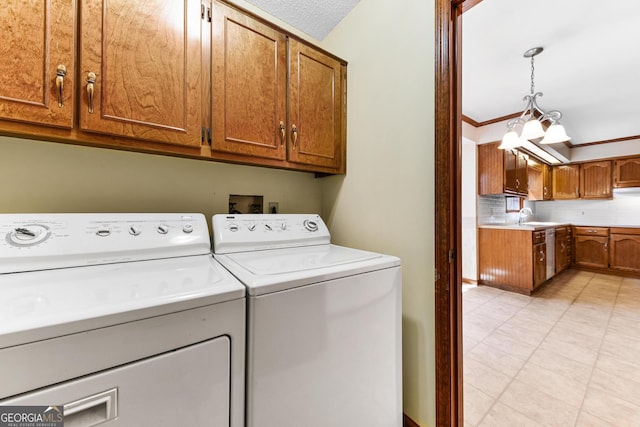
[320,0,436,425]
[0,136,322,223]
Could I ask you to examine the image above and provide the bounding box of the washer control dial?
[129,225,142,236]
[182,223,193,233]
[303,219,319,232]
[157,224,169,234]
[7,224,51,247]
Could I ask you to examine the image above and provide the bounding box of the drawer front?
[555,226,567,238]
[574,226,609,237]
[533,231,546,244]
[610,227,640,236]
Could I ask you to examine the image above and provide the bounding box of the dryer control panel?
[0,213,210,274]
[212,214,331,254]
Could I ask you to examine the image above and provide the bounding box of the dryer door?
[1,337,230,426]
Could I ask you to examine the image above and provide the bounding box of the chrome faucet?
[518,207,533,224]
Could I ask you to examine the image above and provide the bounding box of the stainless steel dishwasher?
[545,227,555,279]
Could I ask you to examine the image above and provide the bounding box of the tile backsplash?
[478,189,640,226]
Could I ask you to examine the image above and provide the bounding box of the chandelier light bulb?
[540,123,571,144]
[498,130,521,149]
[520,119,545,140]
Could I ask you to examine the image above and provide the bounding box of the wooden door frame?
[435,0,478,425]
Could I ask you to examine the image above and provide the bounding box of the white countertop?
[478,222,570,231]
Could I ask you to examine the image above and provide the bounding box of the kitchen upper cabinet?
[580,160,613,199]
[211,1,345,173]
[211,1,287,161]
[614,157,640,188]
[478,142,528,197]
[528,161,552,201]
[552,164,580,199]
[0,0,75,128]
[80,0,203,147]
[573,226,609,269]
[609,228,640,273]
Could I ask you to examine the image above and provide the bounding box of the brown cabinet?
[555,226,571,273]
[580,160,613,199]
[528,161,553,201]
[573,227,609,269]
[614,157,640,188]
[478,227,548,295]
[211,1,345,173]
[79,0,203,147]
[552,164,580,199]
[0,0,347,175]
[609,228,640,273]
[533,232,547,288]
[478,143,528,196]
[0,0,75,128]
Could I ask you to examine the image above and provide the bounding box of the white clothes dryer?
[213,214,402,427]
[0,213,245,427]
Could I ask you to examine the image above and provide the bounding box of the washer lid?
[215,244,400,296]
[0,255,245,348]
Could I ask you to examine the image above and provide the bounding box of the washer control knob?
[303,219,319,232]
[96,229,111,237]
[157,225,169,234]
[229,224,239,232]
[129,225,142,236]
[281,222,287,230]
[182,223,193,233]
[264,224,272,231]
[248,224,256,231]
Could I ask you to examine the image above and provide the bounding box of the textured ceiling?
[243,0,360,40]
[463,0,640,146]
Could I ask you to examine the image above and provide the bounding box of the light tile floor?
[463,269,640,426]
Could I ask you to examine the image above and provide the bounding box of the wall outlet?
[268,202,279,214]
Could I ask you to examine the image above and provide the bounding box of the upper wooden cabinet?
[580,160,613,199]
[211,1,345,173]
[478,142,528,197]
[211,1,287,161]
[0,0,75,128]
[552,164,580,199]
[614,157,640,188]
[79,0,203,147]
[527,161,552,201]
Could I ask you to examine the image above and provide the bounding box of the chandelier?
[499,47,571,149]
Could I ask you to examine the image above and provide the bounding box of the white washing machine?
[0,213,245,427]
[212,214,402,427]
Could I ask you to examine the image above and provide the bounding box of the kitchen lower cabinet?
[0,0,75,128]
[478,228,548,295]
[555,226,571,273]
[573,227,609,269]
[609,228,640,273]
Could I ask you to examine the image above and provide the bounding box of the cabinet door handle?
[539,250,545,262]
[279,121,285,145]
[86,72,97,114]
[604,242,608,251]
[291,124,298,149]
[55,64,67,107]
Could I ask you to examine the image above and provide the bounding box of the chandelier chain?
[530,56,535,95]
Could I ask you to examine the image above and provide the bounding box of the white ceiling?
[463,0,640,146]
[243,0,360,40]
[244,0,640,147]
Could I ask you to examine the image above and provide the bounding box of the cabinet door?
[552,164,580,199]
[533,243,547,287]
[0,0,74,128]
[211,1,287,160]
[610,234,640,273]
[614,157,640,188]
[477,142,504,195]
[574,235,608,269]
[80,0,202,147]
[516,151,528,195]
[555,228,566,273]
[581,160,612,199]
[543,164,553,200]
[288,39,344,170]
[503,149,518,193]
